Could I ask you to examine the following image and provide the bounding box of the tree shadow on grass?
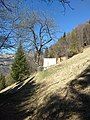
[37,65,90,120]
[0,76,40,120]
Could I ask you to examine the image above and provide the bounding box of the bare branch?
[0,31,12,49]
[0,0,12,12]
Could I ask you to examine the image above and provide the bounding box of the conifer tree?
[11,43,30,82]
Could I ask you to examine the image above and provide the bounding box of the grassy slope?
[35,47,90,104]
[33,47,90,120]
[0,47,90,120]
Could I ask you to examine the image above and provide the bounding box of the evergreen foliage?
[0,73,6,90]
[5,74,15,87]
[69,30,79,55]
[11,43,30,82]
[45,21,90,58]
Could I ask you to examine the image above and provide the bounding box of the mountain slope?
[0,54,14,75]
[0,47,90,120]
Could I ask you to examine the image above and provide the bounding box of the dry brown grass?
[0,47,90,120]
[34,47,90,105]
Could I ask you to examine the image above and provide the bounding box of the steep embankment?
[35,47,90,104]
[0,47,90,120]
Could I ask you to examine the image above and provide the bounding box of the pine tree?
[11,43,30,82]
[0,73,6,90]
[70,30,79,54]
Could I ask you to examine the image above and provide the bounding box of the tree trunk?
[36,51,41,66]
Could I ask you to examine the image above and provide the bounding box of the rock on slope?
[0,47,90,120]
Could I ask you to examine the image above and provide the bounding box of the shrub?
[5,74,15,87]
[0,73,6,91]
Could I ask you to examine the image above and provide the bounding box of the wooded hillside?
[44,20,90,58]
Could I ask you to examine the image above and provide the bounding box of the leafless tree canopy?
[0,0,77,12]
[13,12,56,65]
[0,0,84,52]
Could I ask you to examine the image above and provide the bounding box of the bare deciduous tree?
[0,0,81,12]
[0,2,20,52]
[14,12,56,65]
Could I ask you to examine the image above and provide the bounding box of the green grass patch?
[35,64,63,82]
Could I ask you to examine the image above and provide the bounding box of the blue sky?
[1,0,90,53]
[24,0,90,38]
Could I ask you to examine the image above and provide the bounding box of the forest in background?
[44,20,90,58]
